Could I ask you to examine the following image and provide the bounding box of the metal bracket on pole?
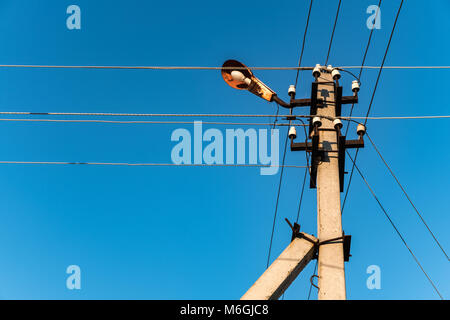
[310,234,352,262]
[285,218,352,262]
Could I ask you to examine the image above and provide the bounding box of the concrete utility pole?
[315,70,346,300]
[241,233,317,300]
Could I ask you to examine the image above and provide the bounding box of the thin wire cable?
[295,168,308,224]
[366,132,449,261]
[2,112,450,121]
[272,103,281,130]
[341,66,450,69]
[294,0,314,88]
[346,152,444,300]
[0,118,306,126]
[344,0,382,137]
[0,112,299,118]
[342,0,404,215]
[342,115,450,120]
[363,0,404,127]
[307,260,318,300]
[0,64,449,71]
[266,129,290,269]
[292,0,313,229]
[324,0,342,66]
[0,64,313,71]
[0,161,308,168]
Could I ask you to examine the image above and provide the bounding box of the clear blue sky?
[0,0,448,299]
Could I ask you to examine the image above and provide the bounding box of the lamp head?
[221,60,275,102]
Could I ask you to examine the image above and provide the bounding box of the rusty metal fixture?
[221,60,275,102]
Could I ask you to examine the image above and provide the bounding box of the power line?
[0,112,297,118]
[268,0,314,272]
[2,112,450,121]
[265,0,315,285]
[0,118,306,126]
[295,168,308,224]
[342,0,404,215]
[344,0,382,137]
[324,0,342,66]
[0,112,341,121]
[0,64,449,71]
[341,115,450,120]
[266,129,290,268]
[294,0,314,88]
[0,64,313,71]
[341,66,450,69]
[0,161,308,168]
[366,132,449,261]
[294,118,312,225]
[363,0,404,127]
[346,151,444,300]
[292,0,315,296]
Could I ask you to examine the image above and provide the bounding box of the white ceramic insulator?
[288,126,297,139]
[352,80,360,92]
[357,124,366,136]
[312,116,322,127]
[331,69,341,80]
[333,118,343,130]
[288,85,296,95]
[312,64,321,78]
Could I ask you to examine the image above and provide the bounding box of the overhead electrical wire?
[0,112,298,118]
[266,129,290,269]
[0,64,313,71]
[346,152,444,300]
[0,118,306,126]
[1,111,450,120]
[341,66,450,69]
[363,1,405,128]
[291,0,313,233]
[294,0,314,88]
[267,0,314,272]
[295,168,308,224]
[341,115,450,120]
[324,0,342,66]
[0,161,308,169]
[293,118,313,225]
[366,132,449,261]
[288,0,316,300]
[0,64,449,71]
[342,0,404,215]
[344,0,382,137]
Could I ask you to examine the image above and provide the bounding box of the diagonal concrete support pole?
[241,232,317,300]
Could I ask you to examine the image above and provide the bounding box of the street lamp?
[221,59,319,109]
[221,60,277,103]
